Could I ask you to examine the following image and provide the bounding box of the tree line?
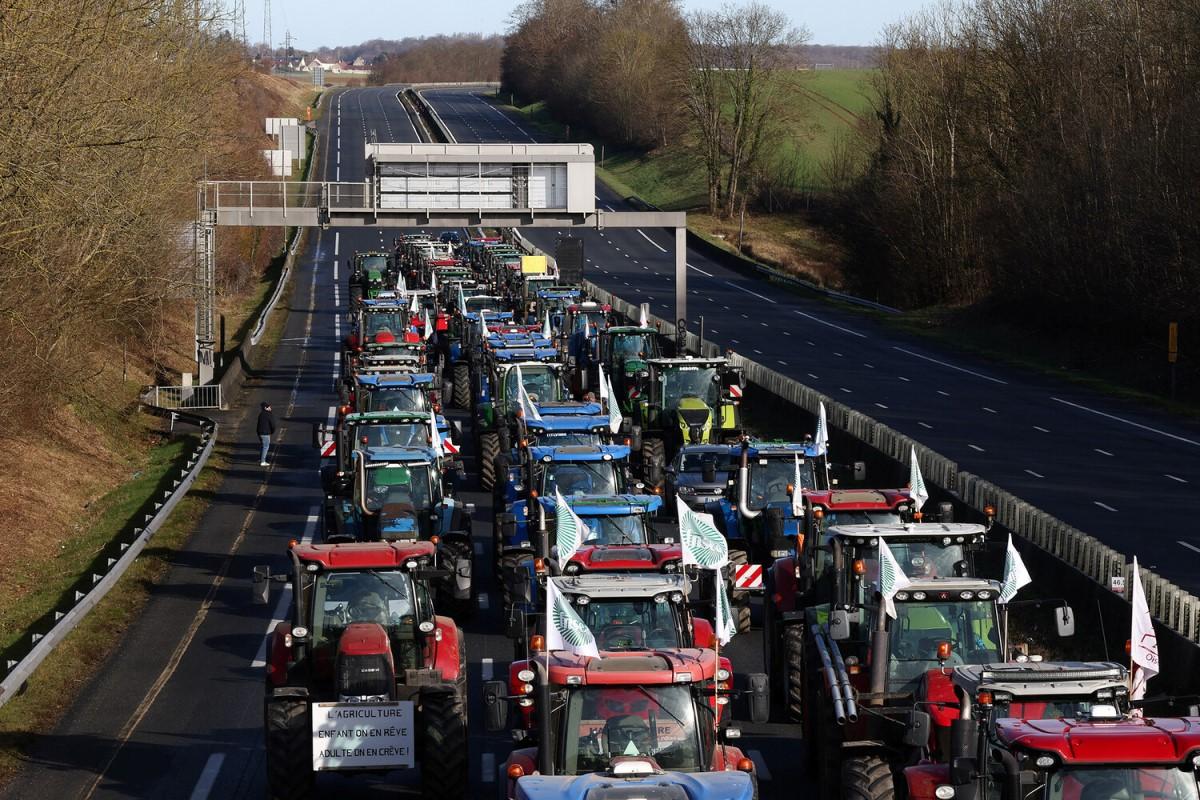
[369,35,505,85]
[0,1,291,424]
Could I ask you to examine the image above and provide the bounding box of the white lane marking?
[481,657,494,681]
[898,376,911,382]
[333,259,338,281]
[833,352,843,357]
[333,231,340,257]
[893,346,1008,384]
[251,510,318,667]
[807,373,820,380]
[1050,396,1200,449]
[748,749,772,782]
[753,349,762,354]
[982,407,997,414]
[481,753,496,782]
[1094,448,1113,456]
[1094,501,1118,512]
[918,422,933,429]
[968,444,985,452]
[839,387,852,394]
[937,390,950,397]
[1166,474,1188,483]
[782,331,790,336]
[1025,469,1045,478]
[336,165,340,180]
[793,309,864,338]
[875,403,888,409]
[689,263,714,277]
[1033,426,1050,433]
[1178,541,1200,555]
[478,593,490,610]
[725,281,777,304]
[777,360,788,366]
[863,363,874,369]
[637,229,667,252]
[189,753,226,800]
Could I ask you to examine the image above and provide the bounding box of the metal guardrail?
[151,384,223,410]
[203,180,372,214]
[0,408,216,707]
[580,278,1200,646]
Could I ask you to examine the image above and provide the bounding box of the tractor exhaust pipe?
[737,439,760,520]
[868,603,889,703]
[811,626,849,725]
[537,659,554,775]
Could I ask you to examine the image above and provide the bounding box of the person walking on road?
[257,402,276,467]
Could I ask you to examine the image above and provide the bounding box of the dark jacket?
[256,409,276,436]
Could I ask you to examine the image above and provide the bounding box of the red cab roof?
[548,648,716,686]
[996,716,1200,764]
[807,488,910,510]
[569,544,682,572]
[291,540,436,569]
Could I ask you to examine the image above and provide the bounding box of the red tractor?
[482,646,769,800]
[253,540,467,800]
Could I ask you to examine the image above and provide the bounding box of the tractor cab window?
[679,451,738,473]
[465,296,501,313]
[824,510,903,527]
[578,514,648,546]
[611,333,655,360]
[748,458,817,510]
[353,423,431,451]
[541,461,620,497]
[364,386,428,414]
[363,311,404,337]
[365,464,435,514]
[1042,766,1200,800]
[853,541,966,584]
[574,598,682,651]
[884,600,999,692]
[1000,697,1110,720]
[311,569,417,651]
[504,366,564,406]
[530,431,605,448]
[562,685,702,774]
[658,366,719,409]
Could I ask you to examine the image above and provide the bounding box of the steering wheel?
[893,639,916,660]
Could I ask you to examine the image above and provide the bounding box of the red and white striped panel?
[320,440,337,458]
[443,438,460,455]
[732,564,763,589]
[728,385,743,399]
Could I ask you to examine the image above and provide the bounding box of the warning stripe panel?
[320,441,336,458]
[733,564,763,588]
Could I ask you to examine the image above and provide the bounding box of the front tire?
[265,698,313,800]
[420,689,469,800]
[728,549,752,633]
[451,362,470,409]
[842,755,895,800]
[641,437,666,488]
[478,431,500,492]
[783,623,805,723]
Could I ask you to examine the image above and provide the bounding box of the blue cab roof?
[356,373,435,388]
[529,444,631,463]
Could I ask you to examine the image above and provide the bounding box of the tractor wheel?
[265,698,313,800]
[783,623,805,723]
[499,552,523,608]
[641,438,666,488]
[478,431,500,493]
[420,690,468,800]
[451,362,470,409]
[728,549,752,633]
[842,755,895,800]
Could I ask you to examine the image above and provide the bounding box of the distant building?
[353,56,367,68]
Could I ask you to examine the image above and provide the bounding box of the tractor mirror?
[938,501,955,523]
[853,461,867,482]
[829,609,851,641]
[903,709,932,747]
[747,673,770,724]
[483,680,509,732]
[251,565,271,605]
[1056,605,1076,637]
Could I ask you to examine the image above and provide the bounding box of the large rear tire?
[420,689,469,800]
[478,431,500,493]
[499,551,524,608]
[451,362,470,409]
[728,549,752,633]
[784,623,805,723]
[641,437,666,489]
[265,698,313,800]
[842,755,895,800]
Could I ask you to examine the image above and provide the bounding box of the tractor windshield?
[1041,766,1199,800]
[747,457,818,510]
[577,514,648,546]
[531,431,605,448]
[611,333,657,361]
[352,423,431,450]
[659,366,719,409]
[364,463,435,514]
[504,366,564,406]
[824,510,903,527]
[363,386,428,413]
[542,461,621,497]
[561,685,702,774]
[679,451,738,472]
[362,311,405,337]
[310,569,421,659]
[885,599,1000,693]
[466,296,502,313]
[359,255,389,274]
[574,598,683,651]
[852,540,965,583]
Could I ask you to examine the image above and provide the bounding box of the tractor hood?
[515,766,754,800]
[995,716,1200,764]
[568,543,683,572]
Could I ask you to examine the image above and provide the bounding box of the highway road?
[0,87,803,799]
[423,87,1200,594]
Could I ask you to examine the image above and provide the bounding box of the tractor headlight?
[564,562,581,575]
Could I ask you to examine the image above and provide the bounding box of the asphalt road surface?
[0,87,803,800]
[422,87,1200,594]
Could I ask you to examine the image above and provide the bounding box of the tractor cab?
[533,287,583,331]
[345,299,408,352]
[597,325,660,407]
[349,340,425,376]
[317,410,443,496]
[344,373,435,416]
[348,250,395,303]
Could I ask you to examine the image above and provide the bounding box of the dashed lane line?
[893,346,1008,384]
[1025,469,1045,478]
[794,309,865,338]
[188,753,226,800]
[637,229,667,252]
[1094,501,1118,512]
[1051,396,1200,449]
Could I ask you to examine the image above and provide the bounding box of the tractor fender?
[426,616,463,683]
[265,622,293,687]
[710,743,752,773]
[692,617,715,649]
[769,557,798,613]
[439,530,473,599]
[504,748,539,797]
[905,762,950,800]
[921,669,961,734]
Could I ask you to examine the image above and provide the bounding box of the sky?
[238,0,933,51]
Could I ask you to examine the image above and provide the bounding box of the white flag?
[714,569,737,645]
[554,488,589,563]
[542,311,552,340]
[1130,557,1159,703]
[546,577,599,657]
[877,538,912,619]
[478,308,487,341]
[638,304,649,328]
[677,496,728,569]
[791,454,805,518]
[430,272,438,295]
[423,309,434,341]
[428,409,444,458]
[604,370,623,435]
[597,365,609,404]
[998,534,1032,604]
[457,284,467,316]
[515,366,543,423]
[909,445,929,513]
[814,402,828,456]
[410,293,420,314]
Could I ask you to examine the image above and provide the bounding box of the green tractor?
[630,356,745,489]
[594,325,661,407]
[347,250,395,304]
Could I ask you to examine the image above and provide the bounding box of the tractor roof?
[807,488,910,510]
[605,326,656,334]
[356,373,435,387]
[345,411,430,424]
[362,446,435,464]
[953,662,1128,698]
[536,288,581,298]
[567,543,682,572]
[514,769,754,800]
[530,401,602,417]
[354,250,390,258]
[526,415,609,433]
[492,347,559,362]
[531,444,631,463]
[548,648,717,686]
[747,441,822,458]
[825,522,988,543]
[648,357,728,367]
[896,576,1003,595]
[291,539,435,570]
[558,493,663,516]
[554,573,688,600]
[995,716,1200,764]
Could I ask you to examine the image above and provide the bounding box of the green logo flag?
[877,538,912,619]
[676,496,728,569]
[998,533,1032,604]
[714,569,737,645]
[546,577,598,656]
[554,488,588,563]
